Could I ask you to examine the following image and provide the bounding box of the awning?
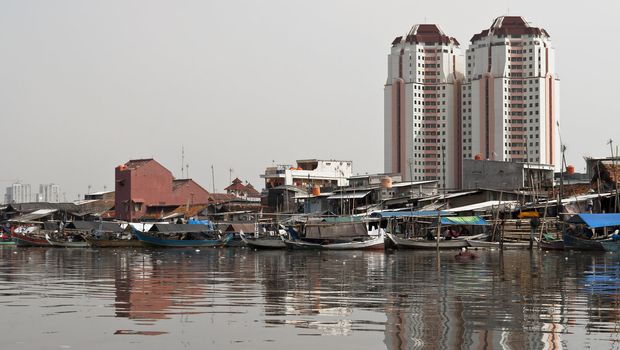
[568,213,620,228]
[444,201,517,213]
[441,216,488,226]
[327,191,370,200]
[370,210,451,218]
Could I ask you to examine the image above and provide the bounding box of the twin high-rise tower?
[384,16,560,189]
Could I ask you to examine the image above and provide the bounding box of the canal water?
[1,246,619,349]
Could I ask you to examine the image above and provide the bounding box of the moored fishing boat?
[281,226,386,250]
[239,231,286,249]
[386,232,487,249]
[11,231,51,247]
[132,224,233,247]
[385,215,490,250]
[562,213,620,251]
[45,233,88,248]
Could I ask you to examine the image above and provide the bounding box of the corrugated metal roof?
[327,191,370,200]
[445,201,517,213]
[9,209,58,223]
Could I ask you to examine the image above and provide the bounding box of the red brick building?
[114,159,210,221]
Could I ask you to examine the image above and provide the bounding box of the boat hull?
[386,233,468,249]
[45,234,88,248]
[467,240,531,250]
[563,233,607,251]
[134,231,233,247]
[240,233,286,249]
[12,232,51,247]
[283,235,385,250]
[539,240,564,250]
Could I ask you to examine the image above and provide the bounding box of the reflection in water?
[2,247,620,349]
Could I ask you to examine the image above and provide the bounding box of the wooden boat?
[11,232,52,247]
[538,239,564,250]
[282,230,386,250]
[282,235,385,250]
[386,232,487,250]
[467,239,531,250]
[45,234,88,248]
[239,232,286,249]
[133,230,234,248]
[562,233,608,251]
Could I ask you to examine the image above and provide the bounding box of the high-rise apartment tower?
[384,24,464,188]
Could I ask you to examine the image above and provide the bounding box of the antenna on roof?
[181,145,185,178]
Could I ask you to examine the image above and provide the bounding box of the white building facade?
[461,16,560,166]
[384,24,464,189]
[38,184,61,203]
[4,183,32,204]
[262,159,352,189]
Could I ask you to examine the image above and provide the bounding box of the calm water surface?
[1,246,619,349]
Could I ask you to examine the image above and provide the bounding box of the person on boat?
[612,229,620,241]
[443,228,458,240]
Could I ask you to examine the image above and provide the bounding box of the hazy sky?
[1,0,618,201]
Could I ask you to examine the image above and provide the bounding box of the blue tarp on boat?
[188,219,214,230]
[568,213,620,228]
[440,216,488,226]
[370,210,451,219]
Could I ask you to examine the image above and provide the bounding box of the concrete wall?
[462,159,524,190]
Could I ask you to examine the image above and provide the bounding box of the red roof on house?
[244,184,261,198]
[224,178,246,192]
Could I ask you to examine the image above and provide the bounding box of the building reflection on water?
[3,247,620,348]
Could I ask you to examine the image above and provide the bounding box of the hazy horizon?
[1,0,618,202]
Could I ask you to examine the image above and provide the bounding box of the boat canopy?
[568,213,620,228]
[440,216,488,226]
[370,210,451,218]
[148,224,212,233]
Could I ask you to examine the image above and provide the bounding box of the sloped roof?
[8,209,58,223]
[244,184,261,197]
[405,24,459,46]
[471,16,550,42]
[224,178,245,191]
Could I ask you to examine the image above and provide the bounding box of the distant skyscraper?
[461,16,560,166]
[384,24,464,188]
[39,184,61,203]
[4,183,32,204]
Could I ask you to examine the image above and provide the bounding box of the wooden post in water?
[436,211,442,273]
[435,211,442,252]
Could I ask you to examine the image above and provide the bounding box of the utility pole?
[181,145,185,178]
[609,139,618,212]
[211,165,216,193]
